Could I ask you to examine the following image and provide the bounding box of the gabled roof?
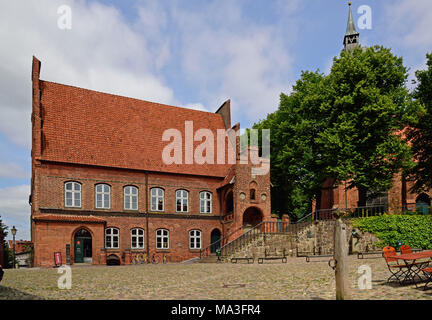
[38,81,233,177]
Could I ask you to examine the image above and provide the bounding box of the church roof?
[37,80,234,178]
[345,2,359,36]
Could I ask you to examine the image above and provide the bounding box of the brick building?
[30,57,274,267]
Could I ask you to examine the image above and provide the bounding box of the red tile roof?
[33,214,106,224]
[218,166,236,188]
[39,81,233,177]
[7,240,32,254]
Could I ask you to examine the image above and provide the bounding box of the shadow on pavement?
[0,285,43,300]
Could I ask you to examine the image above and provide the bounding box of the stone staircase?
[195,253,220,263]
[197,221,302,263]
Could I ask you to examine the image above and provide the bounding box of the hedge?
[352,214,432,249]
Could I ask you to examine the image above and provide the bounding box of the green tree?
[0,215,8,267]
[407,53,432,192]
[319,45,416,204]
[254,71,331,219]
[255,45,419,219]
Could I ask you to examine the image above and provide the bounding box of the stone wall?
[223,219,381,261]
[296,219,381,256]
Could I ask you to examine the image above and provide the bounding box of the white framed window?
[105,228,119,249]
[124,186,138,210]
[131,228,145,249]
[65,181,81,208]
[156,229,169,249]
[150,188,164,211]
[96,184,110,209]
[189,230,202,249]
[176,190,189,212]
[200,191,212,213]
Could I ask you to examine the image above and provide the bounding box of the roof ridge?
[40,79,221,116]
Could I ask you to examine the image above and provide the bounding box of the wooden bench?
[258,248,287,264]
[231,257,254,264]
[305,254,333,262]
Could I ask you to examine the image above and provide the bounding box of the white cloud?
[0,185,31,240]
[0,0,177,149]
[385,0,432,48]
[169,1,296,127]
[0,162,29,179]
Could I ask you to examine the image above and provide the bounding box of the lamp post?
[11,226,17,269]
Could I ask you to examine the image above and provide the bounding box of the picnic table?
[388,250,432,284]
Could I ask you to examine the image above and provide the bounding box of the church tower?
[344,2,360,51]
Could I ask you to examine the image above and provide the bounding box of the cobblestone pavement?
[0,256,431,300]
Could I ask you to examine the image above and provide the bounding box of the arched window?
[124,186,138,210]
[156,229,169,249]
[200,191,212,213]
[189,230,202,249]
[65,181,81,208]
[250,189,256,200]
[105,228,119,249]
[96,184,110,209]
[130,228,145,249]
[150,188,164,212]
[176,190,189,212]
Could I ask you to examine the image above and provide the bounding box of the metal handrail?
[219,221,293,258]
[199,226,243,259]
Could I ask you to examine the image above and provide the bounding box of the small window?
[131,228,145,249]
[96,184,110,209]
[105,228,119,249]
[200,191,212,214]
[176,190,189,212]
[250,189,256,200]
[156,229,169,249]
[189,230,201,249]
[65,182,81,208]
[124,186,138,210]
[151,188,164,211]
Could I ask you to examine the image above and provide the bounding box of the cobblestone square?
[1,256,431,300]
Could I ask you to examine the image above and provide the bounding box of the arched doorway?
[416,193,431,215]
[106,254,120,265]
[210,229,221,253]
[74,228,92,263]
[242,207,263,232]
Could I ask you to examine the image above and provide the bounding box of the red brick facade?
[316,173,432,214]
[30,57,273,267]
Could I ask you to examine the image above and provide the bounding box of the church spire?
[344,2,360,51]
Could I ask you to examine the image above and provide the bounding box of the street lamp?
[11,226,17,269]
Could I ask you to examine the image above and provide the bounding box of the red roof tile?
[7,240,32,253]
[39,81,233,177]
[33,214,106,223]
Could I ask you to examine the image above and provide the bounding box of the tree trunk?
[334,219,351,300]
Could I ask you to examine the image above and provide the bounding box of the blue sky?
[1,0,431,240]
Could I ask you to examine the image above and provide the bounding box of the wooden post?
[334,218,351,300]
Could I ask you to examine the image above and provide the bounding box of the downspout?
[145,172,149,259]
